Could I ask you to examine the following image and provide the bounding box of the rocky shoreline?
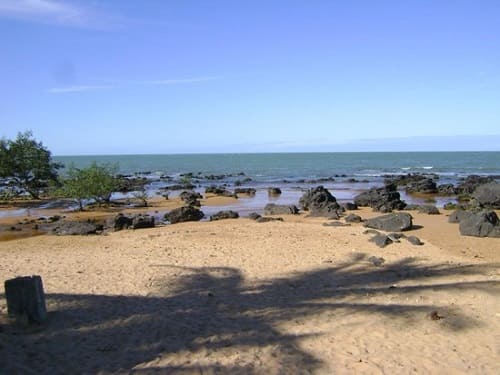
[1,172,499,241]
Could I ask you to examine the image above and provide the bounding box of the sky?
[1,0,499,155]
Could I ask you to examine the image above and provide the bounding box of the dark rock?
[342,202,358,210]
[205,186,236,198]
[369,234,393,248]
[52,221,103,235]
[407,236,424,245]
[210,210,239,221]
[437,184,457,195]
[234,188,256,196]
[268,187,282,196]
[354,184,406,212]
[132,215,155,229]
[472,182,500,209]
[385,173,437,187]
[456,175,494,195]
[459,210,500,237]
[299,186,343,217]
[248,212,262,220]
[264,203,299,215]
[448,210,474,223]
[406,178,438,194]
[179,190,203,206]
[418,205,440,215]
[363,213,413,232]
[113,214,133,231]
[165,206,205,224]
[345,214,363,223]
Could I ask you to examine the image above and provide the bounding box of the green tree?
[62,162,119,210]
[0,131,62,199]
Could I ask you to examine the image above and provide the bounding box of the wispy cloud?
[145,76,222,85]
[47,76,221,94]
[47,85,115,94]
[0,0,121,29]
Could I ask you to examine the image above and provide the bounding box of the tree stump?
[4,275,47,324]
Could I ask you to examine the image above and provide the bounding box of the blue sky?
[1,0,499,154]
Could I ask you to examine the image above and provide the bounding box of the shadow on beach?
[1,254,498,374]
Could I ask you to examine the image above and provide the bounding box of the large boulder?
[113,214,133,231]
[264,204,299,215]
[456,175,494,195]
[459,211,500,238]
[210,210,239,221]
[472,182,500,209]
[363,213,413,232]
[354,184,406,212]
[165,206,205,224]
[299,186,343,217]
[448,210,474,223]
[132,215,155,229]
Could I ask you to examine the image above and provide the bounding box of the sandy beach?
[1,206,499,374]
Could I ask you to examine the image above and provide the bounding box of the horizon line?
[53,150,500,157]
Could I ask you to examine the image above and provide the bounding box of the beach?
[1,205,499,374]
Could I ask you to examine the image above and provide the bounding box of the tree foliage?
[0,131,62,199]
[61,162,119,210]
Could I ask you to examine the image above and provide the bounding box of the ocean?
[51,152,500,215]
[54,152,500,183]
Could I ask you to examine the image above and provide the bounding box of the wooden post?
[4,275,47,324]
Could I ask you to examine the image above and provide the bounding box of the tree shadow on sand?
[1,254,498,374]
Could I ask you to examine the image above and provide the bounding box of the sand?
[0,208,499,374]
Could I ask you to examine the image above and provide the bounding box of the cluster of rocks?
[353,184,406,213]
[205,185,236,198]
[179,190,203,206]
[456,175,496,195]
[364,230,424,248]
[115,176,149,193]
[360,212,424,248]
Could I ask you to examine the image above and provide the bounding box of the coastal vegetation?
[0,131,62,199]
[0,132,123,210]
[60,162,119,210]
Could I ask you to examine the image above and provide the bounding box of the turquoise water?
[54,152,500,183]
